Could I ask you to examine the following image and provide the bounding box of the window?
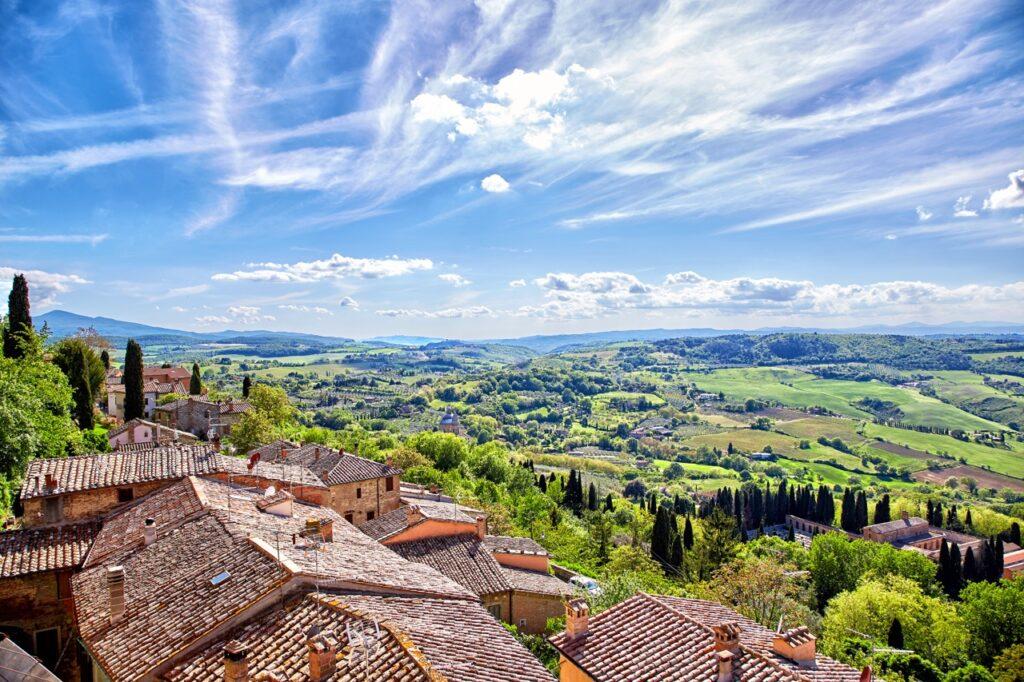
[344,513,354,524]
[34,628,60,670]
[486,604,502,620]
[366,511,375,521]
[56,571,73,600]
[385,476,395,492]
[356,487,362,499]
[117,488,134,503]
[43,497,61,523]
[519,619,527,629]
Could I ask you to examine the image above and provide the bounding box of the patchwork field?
[912,464,1024,493]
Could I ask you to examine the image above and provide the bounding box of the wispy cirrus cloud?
[0,232,107,246]
[375,306,495,319]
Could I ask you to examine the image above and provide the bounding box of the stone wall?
[21,480,173,527]
[329,476,401,526]
[0,571,85,680]
[511,591,565,634]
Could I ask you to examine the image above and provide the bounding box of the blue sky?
[1,0,1022,339]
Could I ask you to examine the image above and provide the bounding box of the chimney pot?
[712,622,741,654]
[716,650,735,682]
[475,515,487,541]
[45,473,57,490]
[565,598,589,640]
[319,519,333,543]
[223,640,250,682]
[107,565,125,624]
[404,505,423,526]
[306,630,336,682]
[143,518,156,546]
[772,627,817,666]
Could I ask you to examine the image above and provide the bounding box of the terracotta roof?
[246,439,298,460]
[143,366,191,381]
[214,454,327,489]
[74,477,475,680]
[862,516,928,534]
[19,445,220,499]
[361,502,479,543]
[549,593,863,682]
[165,592,433,682]
[257,444,401,486]
[389,534,510,596]
[0,521,101,578]
[499,565,572,597]
[107,418,196,442]
[337,594,553,682]
[484,534,548,556]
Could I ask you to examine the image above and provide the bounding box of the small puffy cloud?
[195,315,231,325]
[338,296,360,310]
[984,169,1024,210]
[953,195,978,218]
[915,206,932,221]
[439,273,472,287]
[277,304,332,316]
[411,93,466,123]
[885,234,898,241]
[481,174,510,193]
[227,305,275,324]
[509,279,527,288]
[492,69,569,110]
[172,306,188,313]
[0,266,90,307]
[212,253,433,283]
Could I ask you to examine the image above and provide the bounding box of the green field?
[683,367,1004,431]
[861,422,1024,479]
[969,350,1024,361]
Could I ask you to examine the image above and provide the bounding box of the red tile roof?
[483,534,549,556]
[499,565,572,597]
[255,444,401,486]
[549,593,864,682]
[361,501,479,543]
[389,534,510,596]
[0,521,101,578]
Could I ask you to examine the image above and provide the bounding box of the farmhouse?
[548,593,868,681]
[151,396,251,439]
[439,408,463,434]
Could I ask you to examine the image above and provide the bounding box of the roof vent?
[772,626,816,667]
[404,505,423,526]
[306,627,337,682]
[223,640,250,682]
[211,571,231,587]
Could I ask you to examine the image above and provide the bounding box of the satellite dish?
[265,486,276,497]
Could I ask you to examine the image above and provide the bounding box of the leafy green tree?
[466,442,510,483]
[821,574,968,671]
[189,362,202,395]
[959,578,1024,666]
[227,411,278,455]
[993,644,1024,681]
[943,664,997,682]
[51,338,104,423]
[691,509,739,580]
[409,431,468,471]
[247,384,295,426]
[703,554,816,630]
[123,339,145,421]
[2,274,32,359]
[69,346,94,429]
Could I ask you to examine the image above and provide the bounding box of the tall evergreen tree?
[963,547,978,584]
[651,506,674,570]
[840,488,855,531]
[670,535,683,569]
[683,516,694,550]
[948,542,963,599]
[787,525,795,542]
[538,474,547,493]
[937,540,951,594]
[604,493,613,512]
[100,349,110,370]
[887,618,904,649]
[123,339,145,421]
[995,538,1005,578]
[587,483,598,511]
[70,346,94,430]
[242,375,252,398]
[3,273,32,359]
[1011,522,1022,547]
[874,494,891,524]
[648,492,658,514]
[964,509,973,528]
[855,491,869,532]
[189,362,202,395]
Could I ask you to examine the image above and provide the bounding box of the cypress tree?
[538,474,547,493]
[683,516,694,550]
[937,540,950,592]
[3,273,32,359]
[874,494,891,524]
[587,483,598,512]
[69,346,94,429]
[123,339,145,421]
[995,538,1005,578]
[604,493,613,512]
[242,375,252,398]
[651,506,672,570]
[981,537,996,582]
[670,535,683,569]
[840,489,854,531]
[963,547,978,584]
[1011,522,1021,547]
[190,362,202,395]
[100,349,110,370]
[948,543,963,599]
[887,618,904,649]
[787,525,795,542]
[648,492,658,515]
[855,491,868,532]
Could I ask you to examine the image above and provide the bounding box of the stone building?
[362,500,572,634]
[548,593,869,682]
[860,512,930,543]
[151,397,251,439]
[106,418,198,450]
[249,441,403,526]
[105,366,193,420]
[439,409,462,434]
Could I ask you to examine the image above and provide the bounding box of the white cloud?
[212,252,433,282]
[277,304,332,316]
[481,174,510,193]
[375,306,495,319]
[0,266,90,307]
[227,305,275,324]
[984,169,1024,211]
[171,306,188,313]
[953,195,978,218]
[339,296,360,310]
[0,233,107,246]
[150,284,210,301]
[195,315,231,325]
[885,234,898,241]
[509,279,527,288]
[915,206,932,221]
[411,93,466,124]
[514,269,1024,320]
[439,273,472,287]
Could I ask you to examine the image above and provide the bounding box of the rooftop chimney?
[404,505,423,526]
[319,519,333,543]
[712,622,741,654]
[859,666,873,682]
[716,650,735,682]
[306,629,336,682]
[280,448,289,460]
[107,565,125,624]
[143,518,156,546]
[565,598,589,640]
[223,640,250,682]
[772,627,816,667]
[385,456,394,468]
[475,515,487,541]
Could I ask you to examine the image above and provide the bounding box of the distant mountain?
[37,310,353,345]
[369,335,447,347]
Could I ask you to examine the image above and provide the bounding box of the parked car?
[569,575,602,596]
